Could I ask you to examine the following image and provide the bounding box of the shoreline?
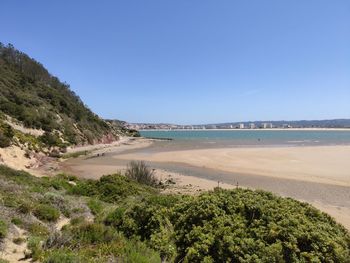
[59,138,350,230]
[140,128,350,131]
[154,168,350,230]
[115,145,350,187]
[34,137,154,177]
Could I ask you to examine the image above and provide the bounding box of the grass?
[61,150,89,159]
[11,217,24,226]
[125,161,158,186]
[43,250,81,263]
[87,198,104,216]
[0,219,7,239]
[33,204,60,222]
[28,223,49,237]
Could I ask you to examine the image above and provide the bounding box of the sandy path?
[1,225,29,262]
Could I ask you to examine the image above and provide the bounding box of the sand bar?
[116,145,350,187]
[61,142,350,230]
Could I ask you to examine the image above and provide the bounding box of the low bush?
[87,198,103,216]
[11,217,24,226]
[0,219,8,239]
[114,189,350,263]
[125,161,158,186]
[61,151,89,159]
[0,122,14,148]
[43,250,81,263]
[29,223,50,237]
[39,132,64,148]
[17,200,33,214]
[27,236,44,261]
[13,237,26,245]
[69,173,156,203]
[71,223,117,245]
[0,132,11,148]
[34,204,60,222]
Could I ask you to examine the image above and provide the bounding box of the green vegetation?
[0,164,349,262]
[33,204,60,222]
[0,120,14,148]
[0,219,7,239]
[69,173,157,203]
[11,217,24,226]
[125,161,158,186]
[87,198,104,216]
[0,43,138,150]
[0,165,161,262]
[61,150,89,159]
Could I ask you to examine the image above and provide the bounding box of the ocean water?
[140,130,350,149]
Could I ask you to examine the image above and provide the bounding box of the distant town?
[125,119,350,130]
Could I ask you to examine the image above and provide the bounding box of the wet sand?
[61,141,350,230]
[117,145,350,187]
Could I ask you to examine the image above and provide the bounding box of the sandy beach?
[60,140,350,230]
[116,145,350,187]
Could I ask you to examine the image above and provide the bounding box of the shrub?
[121,239,162,263]
[43,174,75,191]
[39,132,63,148]
[61,150,88,159]
[172,189,350,262]
[0,122,14,148]
[29,223,49,237]
[125,161,157,186]
[27,236,44,261]
[71,223,118,245]
[117,189,350,263]
[11,217,24,226]
[87,198,103,216]
[70,174,156,203]
[13,237,26,245]
[104,207,126,228]
[34,204,60,222]
[17,200,33,214]
[43,250,81,263]
[49,149,61,158]
[70,216,85,226]
[0,132,11,148]
[0,219,8,239]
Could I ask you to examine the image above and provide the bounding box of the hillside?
[0,43,137,154]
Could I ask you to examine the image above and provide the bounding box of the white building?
[249,123,255,129]
[239,123,245,129]
[261,123,273,129]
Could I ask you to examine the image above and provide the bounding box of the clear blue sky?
[1,1,349,124]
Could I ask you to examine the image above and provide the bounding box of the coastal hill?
[0,43,138,156]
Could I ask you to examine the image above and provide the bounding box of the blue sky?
[1,1,349,124]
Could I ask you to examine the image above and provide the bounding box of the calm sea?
[140,130,350,150]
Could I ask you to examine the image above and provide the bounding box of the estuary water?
[140,129,350,150]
